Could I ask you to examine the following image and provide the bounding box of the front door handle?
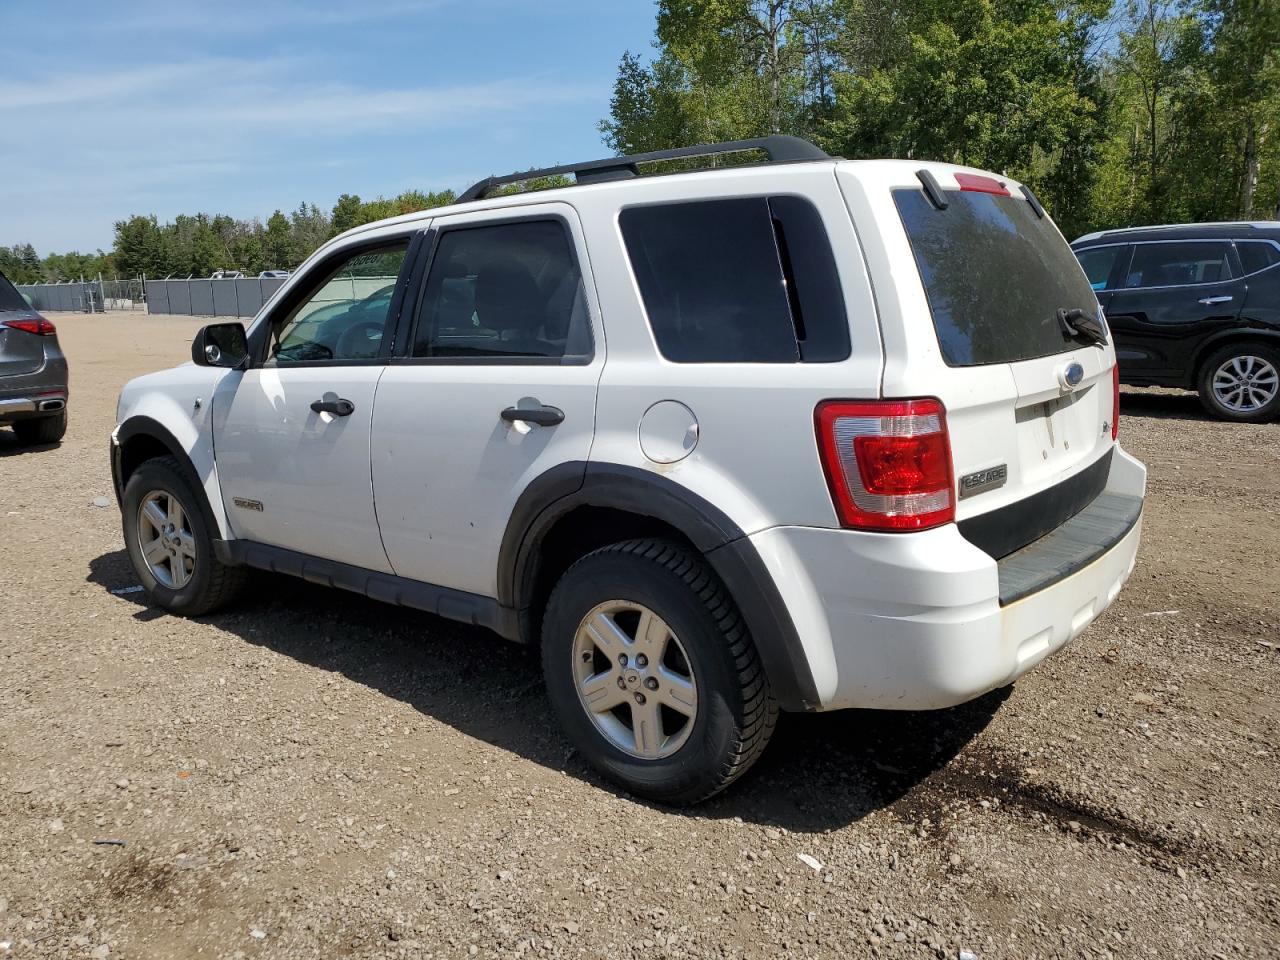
[1199,295,1234,305]
[501,404,564,426]
[311,398,355,416]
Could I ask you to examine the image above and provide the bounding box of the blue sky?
[0,0,658,253]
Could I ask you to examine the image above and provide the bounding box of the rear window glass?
[894,188,1097,366]
[0,271,29,312]
[1123,241,1232,288]
[620,197,849,363]
[1075,246,1122,291]
[1237,241,1280,275]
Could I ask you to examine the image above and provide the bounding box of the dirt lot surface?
[2,312,1278,960]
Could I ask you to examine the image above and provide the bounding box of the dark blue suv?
[1072,222,1280,422]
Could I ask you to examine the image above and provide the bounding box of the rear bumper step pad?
[997,491,1142,606]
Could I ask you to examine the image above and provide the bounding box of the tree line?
[4,0,1274,285]
[0,190,457,284]
[602,0,1279,240]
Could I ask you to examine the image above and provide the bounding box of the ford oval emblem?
[1058,361,1086,391]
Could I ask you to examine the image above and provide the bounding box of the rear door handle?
[1199,295,1234,305]
[501,405,564,426]
[311,398,355,416]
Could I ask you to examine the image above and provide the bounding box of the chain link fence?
[17,280,112,313]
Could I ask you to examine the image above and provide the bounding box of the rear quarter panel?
[572,162,884,535]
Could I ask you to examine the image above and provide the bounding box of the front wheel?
[541,539,777,805]
[1197,343,1280,422]
[121,455,246,616]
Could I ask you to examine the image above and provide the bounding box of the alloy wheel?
[572,601,698,760]
[136,490,196,589]
[1212,355,1279,413]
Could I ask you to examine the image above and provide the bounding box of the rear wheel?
[541,539,777,805]
[1197,343,1280,422]
[11,411,66,444]
[122,455,246,615]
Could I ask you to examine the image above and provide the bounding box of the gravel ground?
[1,312,1278,960]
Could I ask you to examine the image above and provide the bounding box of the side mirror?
[191,322,249,368]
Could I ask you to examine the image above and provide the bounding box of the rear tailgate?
[837,161,1117,560]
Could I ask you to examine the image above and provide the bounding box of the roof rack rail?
[457,135,832,203]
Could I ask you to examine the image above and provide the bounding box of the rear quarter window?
[894,188,1097,366]
[1237,241,1280,276]
[0,271,30,312]
[620,196,849,363]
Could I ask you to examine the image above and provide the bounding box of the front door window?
[270,245,408,363]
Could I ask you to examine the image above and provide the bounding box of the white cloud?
[0,52,602,249]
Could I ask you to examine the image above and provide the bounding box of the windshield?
[894,188,1099,366]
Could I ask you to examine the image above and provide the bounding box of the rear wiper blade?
[1056,307,1107,346]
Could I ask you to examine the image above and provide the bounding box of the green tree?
[263,210,293,270]
[1195,0,1280,217]
[331,193,364,236]
[600,51,696,153]
[289,203,331,265]
[822,0,1110,234]
[232,233,265,275]
[0,244,42,284]
[114,215,167,277]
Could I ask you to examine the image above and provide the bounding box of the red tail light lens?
[1111,364,1120,441]
[815,399,955,531]
[1,317,56,336]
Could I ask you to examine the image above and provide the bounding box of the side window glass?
[269,245,408,363]
[1237,241,1280,276]
[620,198,802,363]
[1076,247,1121,291]
[1123,242,1232,289]
[412,220,588,360]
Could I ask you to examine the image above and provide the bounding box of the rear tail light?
[1,317,56,336]
[954,172,1010,196]
[815,399,955,531]
[1111,364,1120,441]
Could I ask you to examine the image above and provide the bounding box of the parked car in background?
[258,270,290,279]
[111,137,1146,803]
[1073,222,1280,422]
[0,268,68,444]
[210,270,244,280]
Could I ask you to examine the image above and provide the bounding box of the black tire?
[12,411,66,444]
[541,539,777,805]
[1197,342,1280,423]
[121,455,246,616]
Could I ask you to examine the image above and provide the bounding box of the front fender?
[114,366,232,539]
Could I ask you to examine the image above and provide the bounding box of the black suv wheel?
[1197,343,1280,422]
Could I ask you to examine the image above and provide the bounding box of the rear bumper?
[748,447,1147,711]
[0,354,69,423]
[0,390,68,422]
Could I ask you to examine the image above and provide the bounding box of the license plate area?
[1014,386,1098,482]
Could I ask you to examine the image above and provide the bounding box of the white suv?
[111,137,1147,804]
